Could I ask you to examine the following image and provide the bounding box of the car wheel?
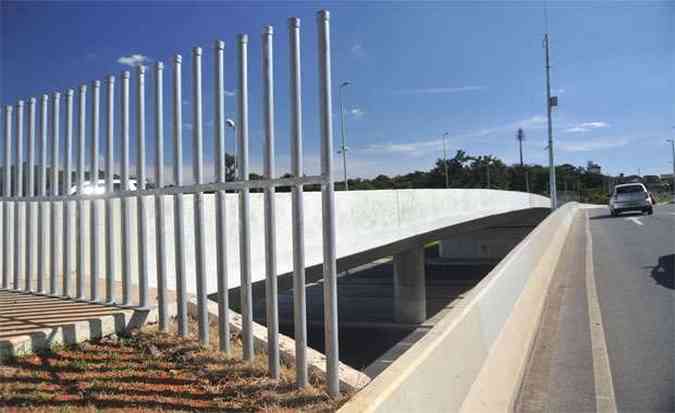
[648,207,654,215]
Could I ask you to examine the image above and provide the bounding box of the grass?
[0,318,351,412]
[654,192,673,204]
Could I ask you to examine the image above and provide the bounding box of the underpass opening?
[242,207,550,378]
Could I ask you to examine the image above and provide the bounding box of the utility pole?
[668,138,675,200]
[486,159,491,189]
[442,132,449,188]
[544,33,558,209]
[338,81,351,191]
[516,128,530,192]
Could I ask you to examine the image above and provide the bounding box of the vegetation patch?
[0,319,349,412]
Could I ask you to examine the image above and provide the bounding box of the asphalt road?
[517,204,674,413]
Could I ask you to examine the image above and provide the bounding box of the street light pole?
[544,33,558,209]
[338,81,351,191]
[516,128,530,193]
[486,159,491,189]
[225,118,236,178]
[667,138,675,200]
[442,132,449,188]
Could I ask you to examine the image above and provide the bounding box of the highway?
[517,204,674,413]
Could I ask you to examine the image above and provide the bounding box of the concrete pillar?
[393,246,426,324]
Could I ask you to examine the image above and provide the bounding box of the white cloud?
[552,88,565,94]
[350,107,365,119]
[580,121,608,128]
[516,115,547,129]
[117,54,152,67]
[224,90,236,97]
[363,139,443,156]
[559,137,627,152]
[351,43,366,58]
[565,121,609,133]
[392,86,486,95]
[361,114,548,157]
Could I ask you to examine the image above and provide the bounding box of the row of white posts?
[0,10,341,396]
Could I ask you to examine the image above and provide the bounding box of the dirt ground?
[0,319,350,412]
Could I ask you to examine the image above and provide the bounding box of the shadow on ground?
[590,211,647,220]
[650,254,674,290]
[0,322,342,412]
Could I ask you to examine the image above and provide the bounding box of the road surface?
[517,204,674,413]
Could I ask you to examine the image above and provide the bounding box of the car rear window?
[616,185,645,194]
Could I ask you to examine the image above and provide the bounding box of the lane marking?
[585,211,618,413]
[626,217,643,226]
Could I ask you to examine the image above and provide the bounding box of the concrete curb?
[0,300,163,362]
[338,203,580,413]
[186,298,370,392]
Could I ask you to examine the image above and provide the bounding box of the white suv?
[68,179,138,196]
[609,183,653,216]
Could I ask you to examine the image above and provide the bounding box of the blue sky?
[1,0,674,181]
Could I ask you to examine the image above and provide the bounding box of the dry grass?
[0,318,350,412]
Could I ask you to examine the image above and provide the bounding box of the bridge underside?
[228,207,550,308]
[235,207,551,375]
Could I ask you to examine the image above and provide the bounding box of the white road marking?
[585,212,618,413]
[626,217,643,226]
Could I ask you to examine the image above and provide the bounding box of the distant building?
[586,161,602,174]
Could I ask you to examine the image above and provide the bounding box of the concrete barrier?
[14,189,548,298]
[338,202,579,413]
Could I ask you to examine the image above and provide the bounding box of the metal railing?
[0,10,340,396]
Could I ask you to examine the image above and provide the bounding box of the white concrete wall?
[6,189,548,297]
[439,227,534,260]
[338,202,578,413]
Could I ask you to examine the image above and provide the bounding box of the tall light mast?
[544,33,558,209]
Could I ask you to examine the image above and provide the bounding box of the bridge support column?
[393,246,426,324]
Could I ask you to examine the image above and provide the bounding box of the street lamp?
[442,132,449,188]
[225,118,237,177]
[486,159,492,189]
[338,81,351,191]
[667,138,675,199]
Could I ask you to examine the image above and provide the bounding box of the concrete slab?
[0,289,163,361]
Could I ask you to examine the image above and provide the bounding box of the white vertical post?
[89,81,101,302]
[120,71,132,306]
[193,46,208,345]
[289,16,308,387]
[173,54,188,336]
[13,101,24,291]
[105,75,115,304]
[154,61,168,330]
[262,25,280,378]
[49,93,61,295]
[62,90,73,297]
[76,85,86,300]
[37,94,48,294]
[214,40,230,353]
[2,105,12,290]
[136,65,149,309]
[26,98,36,292]
[238,33,254,361]
[317,9,340,398]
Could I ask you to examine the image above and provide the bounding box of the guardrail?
[0,10,342,397]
